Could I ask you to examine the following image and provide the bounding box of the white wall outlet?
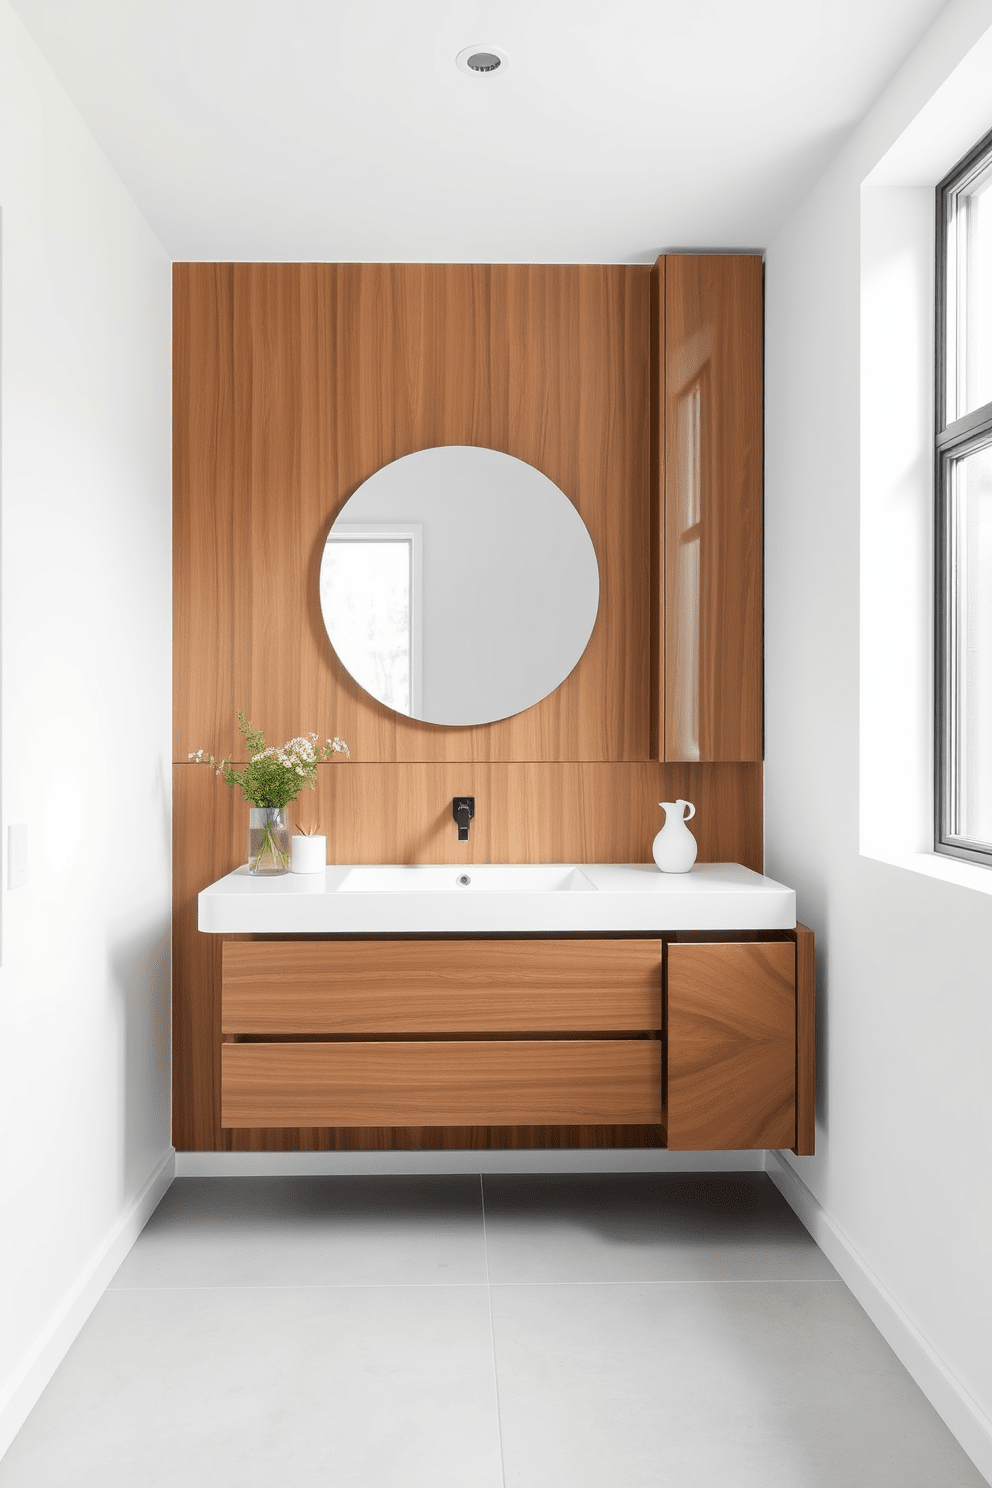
[8,825,28,890]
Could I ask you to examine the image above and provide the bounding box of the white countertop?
[198,862,796,935]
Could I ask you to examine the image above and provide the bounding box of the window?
[935,127,992,864]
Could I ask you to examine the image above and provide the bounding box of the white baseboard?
[176,1148,765,1178]
[0,1147,176,1462]
[766,1151,992,1486]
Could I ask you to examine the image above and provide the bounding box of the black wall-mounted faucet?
[453,797,475,842]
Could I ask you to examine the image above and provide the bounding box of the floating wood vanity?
[201,868,815,1155]
[217,933,813,1153]
[172,252,797,1156]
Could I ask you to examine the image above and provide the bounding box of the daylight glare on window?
[945,444,992,846]
[947,158,992,422]
[936,128,992,864]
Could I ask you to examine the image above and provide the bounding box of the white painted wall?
[0,0,173,1453]
[764,0,992,1475]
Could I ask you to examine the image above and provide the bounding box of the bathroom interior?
[1,1,991,1484]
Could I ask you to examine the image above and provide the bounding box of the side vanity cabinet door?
[664,942,796,1150]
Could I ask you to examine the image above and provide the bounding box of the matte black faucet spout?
[453,797,475,843]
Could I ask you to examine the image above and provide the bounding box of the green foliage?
[236,709,266,755]
[190,711,349,808]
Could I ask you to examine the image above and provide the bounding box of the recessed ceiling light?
[456,45,508,76]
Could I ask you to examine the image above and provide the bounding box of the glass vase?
[247,806,291,876]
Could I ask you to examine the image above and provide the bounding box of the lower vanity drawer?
[221,1038,662,1127]
[222,938,662,1034]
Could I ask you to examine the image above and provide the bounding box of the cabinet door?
[663,254,763,762]
[665,942,795,1150]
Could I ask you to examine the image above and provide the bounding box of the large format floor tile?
[0,1285,503,1488]
[110,1175,487,1289]
[482,1172,838,1283]
[490,1280,987,1488]
[4,1175,986,1488]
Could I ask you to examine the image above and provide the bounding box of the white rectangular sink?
[198,862,796,934]
[338,864,596,893]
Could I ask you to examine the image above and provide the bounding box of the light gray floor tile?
[482,1172,838,1283]
[110,1175,487,1289]
[490,1280,987,1488]
[0,1285,503,1488]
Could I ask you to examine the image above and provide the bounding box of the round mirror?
[319,446,599,726]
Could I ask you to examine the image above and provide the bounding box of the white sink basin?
[339,864,595,893]
[198,862,796,934]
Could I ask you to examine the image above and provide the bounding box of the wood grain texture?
[172,760,233,1149]
[175,263,652,765]
[223,938,662,1034]
[221,1039,662,1128]
[665,941,795,1150]
[173,759,762,1149]
[793,922,816,1156]
[665,255,763,762]
[173,263,239,765]
[650,256,666,760]
[178,760,763,868]
[173,259,767,1152]
[218,1122,666,1152]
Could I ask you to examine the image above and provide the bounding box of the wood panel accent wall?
[175,263,652,765]
[173,261,765,1152]
[663,255,763,762]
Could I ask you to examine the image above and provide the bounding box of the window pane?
[947,157,992,421]
[946,441,992,846]
[321,538,412,715]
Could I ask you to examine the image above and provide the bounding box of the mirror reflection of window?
[320,526,422,717]
[319,448,600,727]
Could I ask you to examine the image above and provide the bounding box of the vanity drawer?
[222,938,662,1034]
[221,1038,662,1127]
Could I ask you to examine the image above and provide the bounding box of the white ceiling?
[12,0,952,261]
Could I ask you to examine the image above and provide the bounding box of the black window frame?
[935,124,992,866]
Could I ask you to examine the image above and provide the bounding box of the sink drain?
[456,874,472,887]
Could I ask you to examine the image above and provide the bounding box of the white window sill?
[860,847,992,896]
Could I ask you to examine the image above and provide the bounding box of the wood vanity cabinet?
[220,927,814,1153]
[664,941,796,1150]
[221,939,663,1128]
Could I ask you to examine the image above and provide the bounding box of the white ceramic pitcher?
[653,799,697,873]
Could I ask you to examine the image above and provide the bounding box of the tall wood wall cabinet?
[651,255,764,764]
[174,256,814,1158]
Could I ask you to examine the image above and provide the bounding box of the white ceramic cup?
[291,835,326,874]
